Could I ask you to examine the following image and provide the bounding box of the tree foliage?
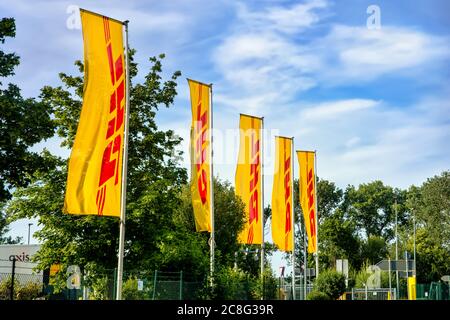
[0,18,54,203]
[6,52,188,290]
[343,181,406,240]
[313,269,346,300]
[0,17,54,243]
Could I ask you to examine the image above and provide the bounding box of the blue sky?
[2,0,449,273]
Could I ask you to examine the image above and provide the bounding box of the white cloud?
[298,96,450,189]
[211,1,329,114]
[213,2,450,109]
[317,25,450,83]
[345,137,361,148]
[236,0,328,34]
[300,99,380,120]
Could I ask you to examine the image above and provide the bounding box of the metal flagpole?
[291,138,295,300]
[303,217,307,299]
[260,117,265,297]
[413,209,416,277]
[116,20,131,300]
[395,200,399,299]
[209,84,215,288]
[298,151,307,300]
[314,151,319,278]
[388,257,392,300]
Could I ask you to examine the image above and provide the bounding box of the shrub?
[306,291,331,300]
[0,278,43,300]
[314,269,346,300]
[122,277,151,300]
[0,277,16,300]
[15,282,42,300]
[213,267,251,300]
[249,268,278,300]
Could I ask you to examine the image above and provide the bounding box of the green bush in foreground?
[314,269,346,300]
[306,291,331,300]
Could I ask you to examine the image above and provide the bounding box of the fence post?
[152,270,158,300]
[113,268,117,300]
[10,257,16,300]
[179,271,183,300]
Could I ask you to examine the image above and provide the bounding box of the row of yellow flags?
[188,80,318,254]
[63,9,317,255]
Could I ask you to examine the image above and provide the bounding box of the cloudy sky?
[2,0,449,270]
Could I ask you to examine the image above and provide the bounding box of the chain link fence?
[417,282,450,300]
[0,258,45,300]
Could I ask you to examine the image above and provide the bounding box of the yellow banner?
[271,137,293,252]
[236,114,262,244]
[297,151,317,253]
[188,79,211,232]
[64,11,125,217]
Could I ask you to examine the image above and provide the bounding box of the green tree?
[0,18,54,202]
[318,209,361,270]
[289,178,353,273]
[343,181,406,241]
[0,17,54,243]
[175,178,246,274]
[317,179,343,222]
[409,228,450,283]
[1,202,21,243]
[6,53,188,291]
[407,171,450,249]
[360,235,388,265]
[313,269,346,299]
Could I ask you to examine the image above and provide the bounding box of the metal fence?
[417,282,450,300]
[82,269,204,300]
[351,288,397,300]
[0,258,45,300]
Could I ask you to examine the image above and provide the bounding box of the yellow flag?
[297,151,317,253]
[188,79,211,232]
[271,137,293,252]
[64,10,125,217]
[236,114,262,244]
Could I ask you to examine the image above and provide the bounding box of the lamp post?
[27,223,33,245]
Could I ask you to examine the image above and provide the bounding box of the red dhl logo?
[247,129,260,243]
[284,144,292,250]
[194,86,208,205]
[96,17,125,215]
[307,168,317,241]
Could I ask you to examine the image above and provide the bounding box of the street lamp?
[27,223,33,245]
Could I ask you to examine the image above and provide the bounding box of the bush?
[15,282,42,300]
[213,267,251,300]
[249,268,278,300]
[315,269,346,300]
[354,261,392,289]
[122,277,151,300]
[306,291,331,300]
[0,278,42,300]
[0,277,15,300]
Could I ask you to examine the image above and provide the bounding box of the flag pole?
[260,117,265,298]
[298,153,307,299]
[116,20,130,300]
[209,84,215,288]
[291,138,295,300]
[314,151,319,278]
[303,218,307,299]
